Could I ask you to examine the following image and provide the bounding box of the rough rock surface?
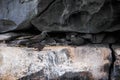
[32,0,114,33]
[0,0,38,33]
[0,0,120,80]
[107,0,120,32]
[0,0,120,33]
[111,45,120,80]
[0,44,112,80]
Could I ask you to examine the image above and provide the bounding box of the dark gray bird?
[70,34,85,46]
[18,31,48,47]
[31,31,48,41]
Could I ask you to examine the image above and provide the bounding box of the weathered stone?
[91,33,106,43]
[0,0,38,33]
[107,0,120,32]
[32,0,114,33]
[0,0,120,33]
[102,35,116,44]
[91,33,116,44]
[79,33,116,44]
[0,44,111,80]
[111,45,120,80]
[37,0,56,14]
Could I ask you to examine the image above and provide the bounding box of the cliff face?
[0,0,120,80]
[0,0,120,33]
[32,0,113,33]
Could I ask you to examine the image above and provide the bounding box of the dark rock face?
[0,0,120,33]
[111,45,120,80]
[107,0,120,32]
[0,0,120,80]
[32,0,114,33]
[56,72,94,80]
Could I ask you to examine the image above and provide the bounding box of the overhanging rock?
[0,0,38,33]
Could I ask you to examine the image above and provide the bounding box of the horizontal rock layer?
[0,44,112,80]
[0,0,120,33]
[32,0,113,33]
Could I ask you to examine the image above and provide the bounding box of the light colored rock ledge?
[0,44,112,80]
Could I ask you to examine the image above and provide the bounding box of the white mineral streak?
[0,44,111,79]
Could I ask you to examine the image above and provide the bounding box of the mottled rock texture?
[111,45,120,80]
[0,44,112,80]
[0,0,120,79]
[32,0,113,33]
[0,0,120,33]
[0,0,38,33]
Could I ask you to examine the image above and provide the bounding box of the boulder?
[0,44,112,80]
[32,0,114,33]
[0,0,120,33]
[0,0,38,33]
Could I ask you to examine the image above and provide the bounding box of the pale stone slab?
[0,44,111,80]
